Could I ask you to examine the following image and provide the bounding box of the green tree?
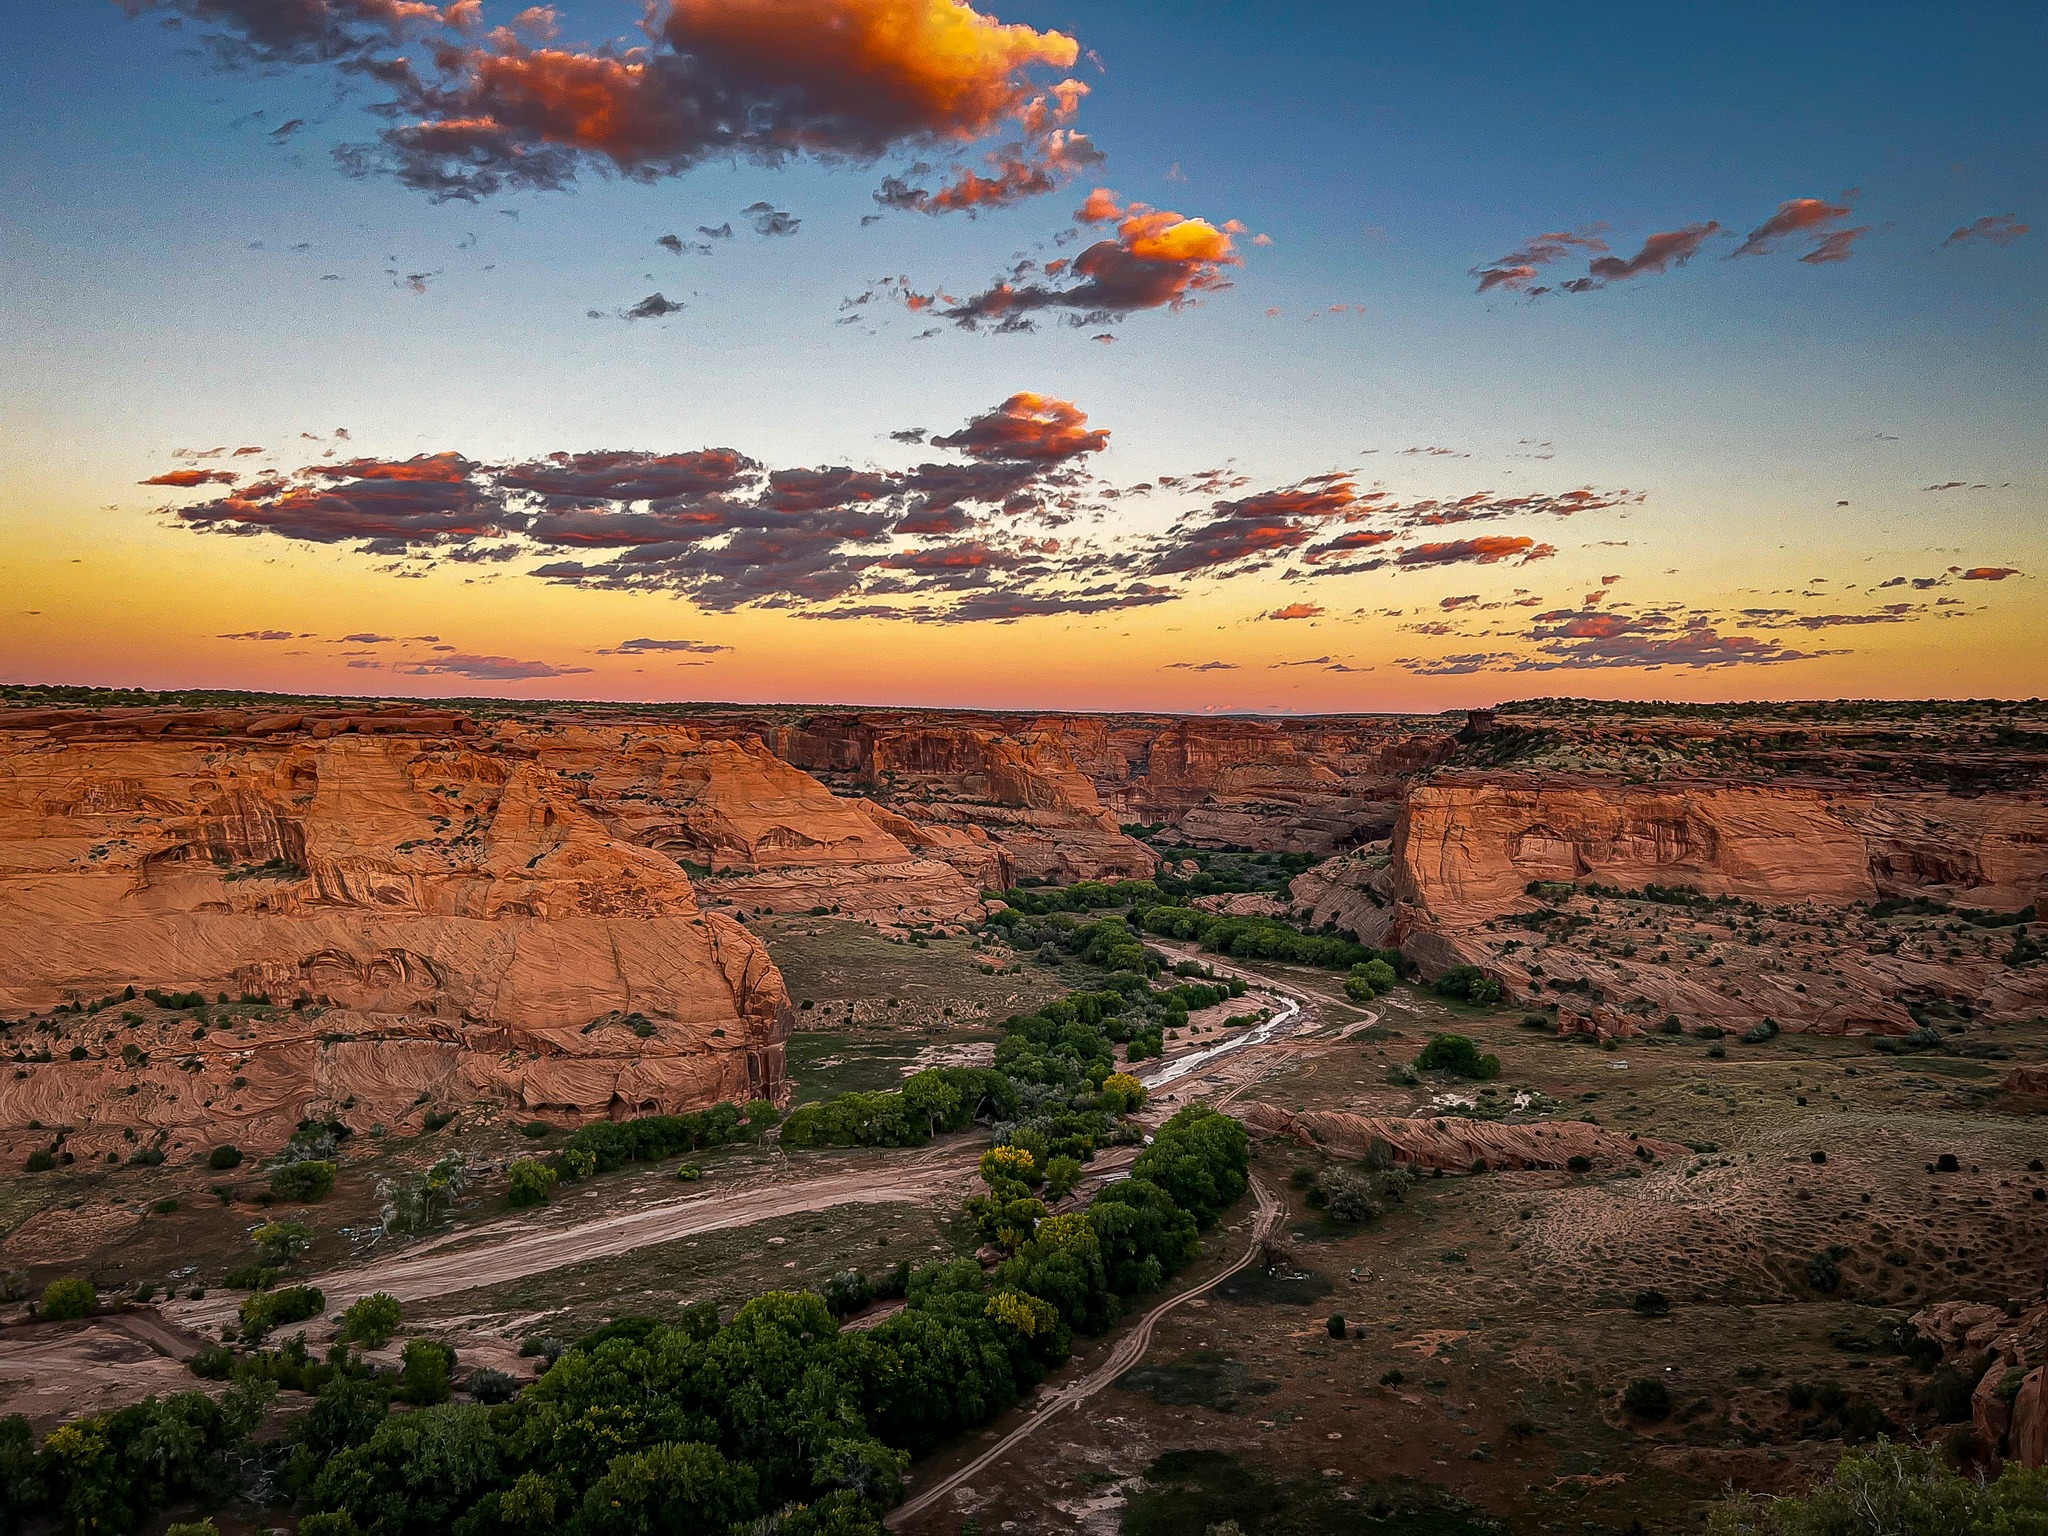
[38,1277,96,1321]
[576,1441,760,1536]
[395,1338,455,1406]
[271,1161,337,1201]
[337,1292,402,1348]
[1344,958,1398,1002]
[253,1219,315,1265]
[506,1159,558,1209]
[1413,1034,1501,1080]
[1705,1439,2048,1535]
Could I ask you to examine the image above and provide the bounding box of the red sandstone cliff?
[0,707,797,1153]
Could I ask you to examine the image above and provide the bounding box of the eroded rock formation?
[0,708,797,1153]
[1388,774,2048,1035]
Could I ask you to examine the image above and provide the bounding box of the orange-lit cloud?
[932,392,1107,460]
[1470,227,1608,294]
[1266,602,1323,620]
[1560,222,1723,291]
[142,468,240,487]
[1397,536,1554,567]
[1732,196,1856,259]
[1961,566,2019,581]
[134,0,1088,209]
[1942,214,2029,249]
[937,188,1243,329]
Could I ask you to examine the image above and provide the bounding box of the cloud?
[1396,536,1554,567]
[1166,660,1238,671]
[1960,566,2018,581]
[340,631,395,643]
[744,201,801,237]
[390,652,594,680]
[1266,602,1323,620]
[657,232,709,256]
[1561,222,1722,290]
[1732,196,1856,259]
[598,637,733,654]
[935,188,1242,329]
[1942,214,2028,249]
[1800,226,1869,265]
[216,629,295,641]
[268,117,308,141]
[931,392,1107,461]
[143,468,240,487]
[1470,227,1608,294]
[622,292,685,320]
[134,0,1091,212]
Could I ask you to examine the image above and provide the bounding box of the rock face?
[1286,845,1398,947]
[1052,716,1458,854]
[1239,1102,1689,1171]
[0,707,796,1152]
[739,713,1156,885]
[1911,1300,2048,1468]
[1389,773,2048,1035]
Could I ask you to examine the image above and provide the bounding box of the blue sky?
[0,1,2041,708]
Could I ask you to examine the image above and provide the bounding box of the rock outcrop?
[0,708,796,1153]
[1911,1300,2048,1468]
[741,713,1156,885]
[1239,1103,1688,1172]
[1285,844,1398,947]
[1389,774,2048,1035]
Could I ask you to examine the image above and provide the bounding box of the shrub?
[38,1277,96,1320]
[1380,1369,1404,1386]
[271,1160,337,1201]
[505,1158,557,1208]
[208,1144,244,1170]
[1807,1246,1845,1293]
[1432,966,1505,1006]
[1566,1154,1593,1174]
[252,1219,315,1265]
[1704,1439,2048,1535]
[240,1284,324,1339]
[1344,958,1398,1002]
[396,1337,455,1405]
[337,1292,402,1348]
[465,1367,519,1404]
[225,1265,279,1291]
[1632,1289,1671,1317]
[1621,1377,1673,1420]
[166,1521,220,1536]
[1326,1314,1346,1339]
[520,1120,552,1139]
[188,1342,235,1379]
[1413,1033,1501,1080]
[675,1162,702,1181]
[1742,1017,1781,1044]
[23,1149,54,1173]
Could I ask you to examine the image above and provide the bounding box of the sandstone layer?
[1912,1300,2048,1468]
[0,706,796,1153]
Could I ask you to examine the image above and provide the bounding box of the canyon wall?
[0,707,817,1153]
[1390,773,2048,1034]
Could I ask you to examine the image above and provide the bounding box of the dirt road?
[164,1147,982,1331]
[886,1173,1284,1529]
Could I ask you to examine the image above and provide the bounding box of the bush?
[1326,1314,1346,1338]
[189,1342,235,1379]
[1566,1154,1593,1174]
[271,1160,338,1201]
[337,1292,402,1348]
[396,1337,455,1405]
[224,1265,279,1291]
[1414,1033,1501,1080]
[1432,966,1505,1006]
[207,1144,244,1170]
[1632,1289,1671,1317]
[38,1276,96,1320]
[240,1284,324,1338]
[1344,958,1398,1002]
[675,1162,702,1181]
[505,1158,557,1208]
[252,1219,315,1265]
[23,1149,54,1173]
[465,1367,519,1404]
[1621,1377,1673,1420]
[1704,1439,2048,1535]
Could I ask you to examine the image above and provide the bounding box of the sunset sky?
[2,0,2041,712]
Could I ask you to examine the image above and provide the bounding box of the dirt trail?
[887,1174,1284,1529]
[165,1149,981,1330]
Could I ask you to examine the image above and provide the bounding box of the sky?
[1,0,2042,713]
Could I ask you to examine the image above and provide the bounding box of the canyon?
[2,695,2045,1158]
